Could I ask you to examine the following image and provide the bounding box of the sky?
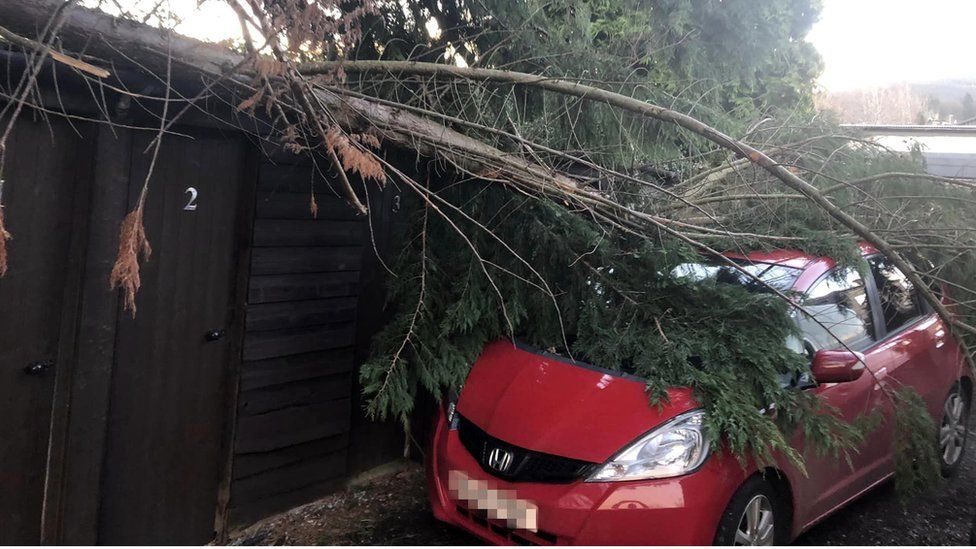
[807,0,976,91]
[89,0,976,93]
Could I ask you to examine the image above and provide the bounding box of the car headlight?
[587,409,710,482]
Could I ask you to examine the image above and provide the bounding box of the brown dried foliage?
[325,127,386,183]
[263,0,378,67]
[109,203,152,316]
[252,56,286,78]
[236,88,264,112]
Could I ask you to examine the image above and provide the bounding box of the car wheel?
[714,476,786,546]
[940,382,971,477]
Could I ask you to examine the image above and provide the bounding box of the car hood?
[456,340,699,463]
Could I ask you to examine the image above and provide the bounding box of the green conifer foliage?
[360,180,869,472]
[354,0,968,496]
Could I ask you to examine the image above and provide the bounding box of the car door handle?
[871,366,889,391]
[204,328,226,342]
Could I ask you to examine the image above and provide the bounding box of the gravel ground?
[231,425,976,545]
[229,463,475,546]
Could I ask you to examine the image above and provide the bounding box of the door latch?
[24,360,54,376]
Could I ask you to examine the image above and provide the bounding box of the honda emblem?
[487,447,514,473]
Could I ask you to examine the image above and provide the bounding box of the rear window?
[671,261,803,293]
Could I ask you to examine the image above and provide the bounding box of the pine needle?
[109,203,152,317]
[893,387,942,502]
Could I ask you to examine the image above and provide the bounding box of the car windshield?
[671,261,803,293]
[672,260,809,387]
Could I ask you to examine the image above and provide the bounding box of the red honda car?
[426,246,972,545]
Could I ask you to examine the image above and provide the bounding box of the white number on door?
[184,187,199,211]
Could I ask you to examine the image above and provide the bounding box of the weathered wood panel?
[51,125,129,545]
[230,160,367,525]
[256,164,327,193]
[235,399,352,453]
[255,192,363,220]
[245,297,358,332]
[97,131,248,544]
[252,219,366,247]
[248,271,359,304]
[239,349,355,391]
[242,322,357,361]
[232,434,349,479]
[230,450,347,503]
[0,116,92,544]
[238,373,352,416]
[250,246,362,275]
[347,175,408,476]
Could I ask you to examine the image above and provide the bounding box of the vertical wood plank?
[55,126,131,544]
[40,121,98,544]
[212,142,258,543]
[346,161,411,474]
[96,130,245,544]
[0,116,91,544]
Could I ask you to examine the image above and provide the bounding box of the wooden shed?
[0,7,408,544]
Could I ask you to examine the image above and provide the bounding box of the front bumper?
[426,410,746,545]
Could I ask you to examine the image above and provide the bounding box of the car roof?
[724,242,879,267]
[722,242,880,294]
[722,249,819,269]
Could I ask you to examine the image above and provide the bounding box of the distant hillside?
[912,80,976,122]
[817,79,976,124]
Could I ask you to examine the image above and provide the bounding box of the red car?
[427,246,972,545]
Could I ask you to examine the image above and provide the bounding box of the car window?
[794,268,876,352]
[671,261,802,293]
[868,256,924,333]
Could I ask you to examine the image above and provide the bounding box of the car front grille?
[457,415,598,483]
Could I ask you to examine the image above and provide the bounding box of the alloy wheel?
[734,494,775,546]
[941,391,967,466]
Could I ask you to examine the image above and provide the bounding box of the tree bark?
[0,0,245,82]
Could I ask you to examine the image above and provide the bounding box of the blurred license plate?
[449,470,538,532]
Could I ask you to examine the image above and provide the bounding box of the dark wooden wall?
[0,67,407,541]
[229,157,397,525]
[0,115,95,545]
[96,129,252,544]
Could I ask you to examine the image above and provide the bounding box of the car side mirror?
[811,349,865,384]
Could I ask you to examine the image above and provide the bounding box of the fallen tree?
[2,0,975,496]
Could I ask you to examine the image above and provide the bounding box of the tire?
[713,475,788,546]
[939,382,971,477]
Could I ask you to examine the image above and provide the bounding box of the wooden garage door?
[96,130,247,544]
[0,117,92,544]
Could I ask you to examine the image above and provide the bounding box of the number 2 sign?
[184,187,199,211]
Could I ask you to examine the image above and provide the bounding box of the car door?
[861,255,947,473]
[788,266,887,527]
